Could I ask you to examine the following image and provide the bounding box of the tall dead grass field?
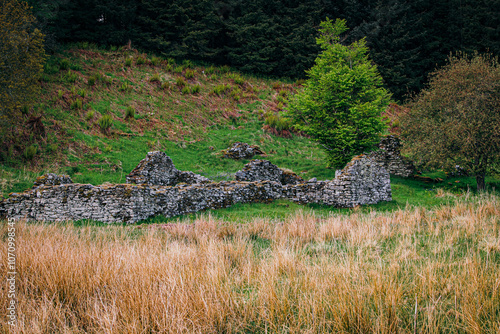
[1,193,500,333]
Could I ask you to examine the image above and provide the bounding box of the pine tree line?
[27,0,500,101]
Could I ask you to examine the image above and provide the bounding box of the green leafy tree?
[286,18,390,169]
[401,52,500,191]
[0,0,45,115]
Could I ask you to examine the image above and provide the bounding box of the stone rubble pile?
[126,151,210,186]
[33,173,73,187]
[222,142,265,159]
[235,159,304,185]
[0,153,391,223]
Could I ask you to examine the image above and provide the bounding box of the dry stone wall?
[368,135,415,177]
[0,154,391,223]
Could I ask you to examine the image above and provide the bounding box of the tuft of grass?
[174,66,184,74]
[150,73,161,82]
[70,98,83,110]
[59,58,70,71]
[57,90,64,99]
[184,69,195,79]
[175,77,187,87]
[87,75,96,86]
[181,86,190,95]
[151,56,161,66]
[118,82,131,92]
[190,84,201,94]
[63,70,78,83]
[125,57,133,67]
[23,145,37,160]
[86,110,95,121]
[98,114,113,133]
[211,84,231,96]
[160,82,171,90]
[136,56,146,65]
[125,106,135,119]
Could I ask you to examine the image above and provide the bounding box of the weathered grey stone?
[222,142,265,160]
[235,160,283,183]
[126,151,210,186]
[0,155,391,224]
[33,173,73,187]
[235,160,304,185]
[368,135,415,177]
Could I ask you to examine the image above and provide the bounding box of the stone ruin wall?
[368,135,415,177]
[0,153,391,223]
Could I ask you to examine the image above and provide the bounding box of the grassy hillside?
[1,44,499,221]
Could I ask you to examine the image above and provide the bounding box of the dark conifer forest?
[25,0,500,101]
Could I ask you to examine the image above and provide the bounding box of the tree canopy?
[0,0,45,116]
[401,52,500,191]
[286,18,390,169]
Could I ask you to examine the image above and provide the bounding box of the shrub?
[174,66,184,74]
[98,114,113,133]
[125,106,135,119]
[279,90,288,97]
[23,145,37,160]
[182,59,193,68]
[136,56,146,65]
[125,58,132,67]
[164,64,173,72]
[167,58,175,64]
[219,65,230,73]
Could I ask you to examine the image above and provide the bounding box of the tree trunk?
[476,172,486,192]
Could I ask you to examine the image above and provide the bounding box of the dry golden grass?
[1,194,500,333]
